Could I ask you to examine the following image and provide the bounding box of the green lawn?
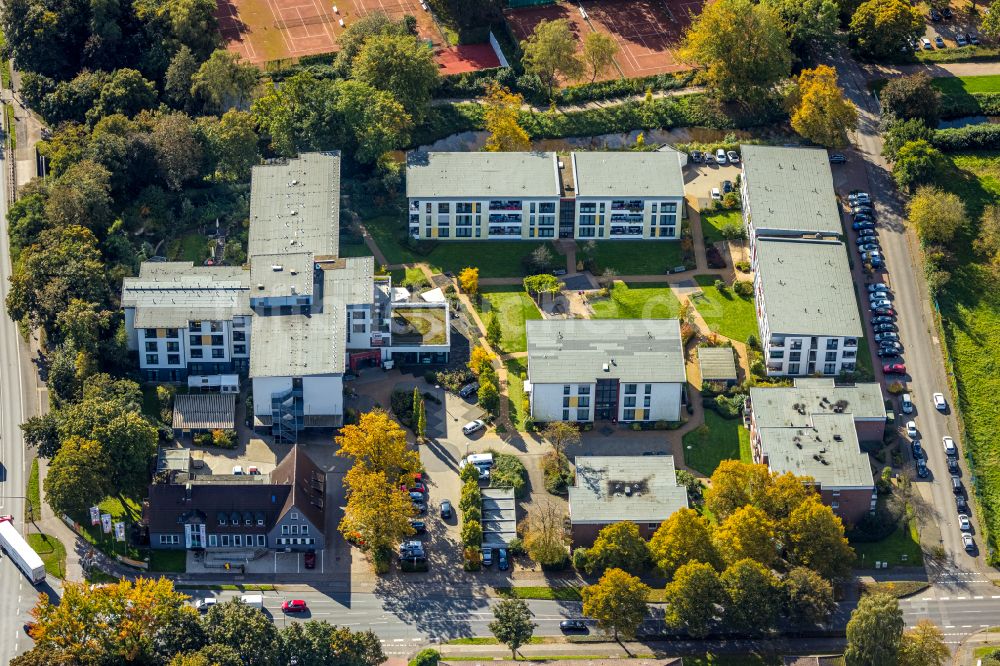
[682,410,752,477]
[582,240,686,275]
[495,585,583,601]
[338,243,373,258]
[692,275,758,344]
[700,210,743,246]
[363,216,553,278]
[851,520,923,568]
[860,581,930,598]
[931,152,1000,563]
[27,533,66,579]
[26,458,39,522]
[76,496,144,559]
[168,233,211,264]
[149,549,187,573]
[505,357,529,430]
[478,287,541,353]
[855,332,874,382]
[930,74,1000,95]
[590,281,681,320]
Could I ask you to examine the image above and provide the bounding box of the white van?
[463,453,494,468]
[240,594,264,610]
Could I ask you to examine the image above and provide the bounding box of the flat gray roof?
[749,379,886,427]
[698,346,738,381]
[172,393,236,431]
[122,262,251,329]
[754,239,862,338]
[573,150,684,198]
[527,319,685,385]
[481,487,516,547]
[757,413,875,490]
[406,151,561,199]
[249,152,340,258]
[249,253,315,300]
[741,145,841,236]
[569,455,688,524]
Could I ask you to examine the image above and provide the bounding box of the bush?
[462,519,483,547]
[750,360,766,378]
[887,381,906,395]
[714,278,727,292]
[490,453,528,498]
[390,389,415,427]
[722,191,741,210]
[707,392,745,419]
[460,462,481,484]
[462,546,482,571]
[193,431,212,447]
[211,429,237,448]
[460,479,482,514]
[437,368,473,392]
[676,469,703,504]
[371,546,391,574]
[542,451,574,495]
[424,371,437,384]
[932,123,1000,152]
[508,536,525,556]
[736,260,751,273]
[732,280,753,298]
[410,649,441,666]
[572,547,591,571]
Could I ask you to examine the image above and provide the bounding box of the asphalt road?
[829,49,986,576]
[0,133,39,662]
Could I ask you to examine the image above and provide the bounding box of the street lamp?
[0,495,35,522]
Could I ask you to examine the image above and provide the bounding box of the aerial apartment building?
[124,153,450,441]
[405,150,686,241]
[525,319,686,424]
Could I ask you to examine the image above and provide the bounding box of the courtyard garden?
[478,287,541,353]
[700,210,744,246]
[590,281,682,320]
[682,410,752,477]
[691,275,758,343]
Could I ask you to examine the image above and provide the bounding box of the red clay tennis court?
[505,0,703,80]
[217,0,500,72]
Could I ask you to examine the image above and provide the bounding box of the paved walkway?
[869,61,1000,79]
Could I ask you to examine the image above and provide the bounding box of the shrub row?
[932,123,1000,151]
[939,92,1000,120]
[491,452,528,498]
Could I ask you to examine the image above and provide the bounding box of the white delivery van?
[463,453,494,468]
[240,594,264,609]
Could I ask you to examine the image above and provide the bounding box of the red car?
[883,363,906,374]
[409,482,427,494]
[281,599,308,613]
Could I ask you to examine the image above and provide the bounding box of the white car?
[194,598,217,613]
[726,150,740,164]
[232,465,244,475]
[901,393,913,414]
[943,436,957,457]
[867,283,889,293]
[933,392,947,411]
[462,419,485,436]
[711,187,721,201]
[906,421,918,438]
[874,332,899,343]
[959,514,971,531]
[715,148,727,164]
[963,533,975,551]
[869,291,891,302]
[871,298,892,309]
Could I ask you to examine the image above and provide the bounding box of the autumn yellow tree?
[581,32,618,83]
[468,346,495,376]
[712,505,780,567]
[788,65,858,148]
[648,507,722,578]
[339,469,415,553]
[898,619,950,666]
[784,496,855,580]
[458,266,479,296]
[483,83,531,152]
[336,408,420,487]
[581,568,650,640]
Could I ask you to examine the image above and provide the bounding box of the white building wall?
[124,308,138,350]
[408,197,561,241]
[303,375,343,418]
[252,376,293,417]
[530,382,594,422]
[616,382,682,422]
[574,197,682,240]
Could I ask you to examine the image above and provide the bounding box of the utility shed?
[481,487,517,548]
[172,393,236,433]
[698,346,738,387]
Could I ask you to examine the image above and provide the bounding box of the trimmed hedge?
[939,92,1000,120]
[932,123,1000,151]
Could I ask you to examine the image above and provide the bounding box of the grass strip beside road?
[26,457,39,522]
[495,585,583,601]
[505,358,529,430]
[4,103,14,149]
[177,584,276,591]
[859,581,930,598]
[851,520,923,568]
[27,533,66,579]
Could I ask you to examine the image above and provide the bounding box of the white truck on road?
[0,515,46,584]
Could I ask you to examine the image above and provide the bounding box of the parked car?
[851,203,875,214]
[482,548,493,566]
[957,495,968,512]
[933,392,947,411]
[922,37,933,49]
[859,243,881,254]
[872,315,896,324]
[194,598,217,613]
[948,457,959,473]
[412,501,427,514]
[848,190,870,203]
[884,363,907,374]
[876,347,901,358]
[916,459,929,478]
[458,382,479,398]
[959,514,971,531]
[872,307,896,317]
[906,420,918,438]
[409,491,425,502]
[853,220,876,231]
[864,251,884,267]
[963,533,975,551]
[942,6,953,18]
[901,393,913,414]
[410,520,426,534]
[969,32,980,44]
[711,187,722,201]
[956,34,968,46]
[857,228,877,238]
[871,299,892,310]
[930,8,942,19]
[704,153,715,164]
[727,150,740,163]
[912,440,923,459]
[462,419,485,436]
[869,291,890,302]
[560,620,588,633]
[943,436,957,457]
[867,283,889,293]
[935,36,946,48]
[874,332,899,343]
[722,180,734,194]
[873,323,898,334]
[715,148,728,164]
[304,550,316,569]
[440,499,453,520]
[689,150,704,163]
[856,235,878,246]
[232,466,244,475]
[829,153,847,164]
[498,548,509,571]
[952,475,963,494]
[281,600,309,613]
[409,481,427,494]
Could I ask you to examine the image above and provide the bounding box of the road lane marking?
[975,596,984,599]
[956,596,968,600]
[940,597,950,600]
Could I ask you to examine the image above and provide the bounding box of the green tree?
[680,0,791,106]
[351,34,438,122]
[761,0,839,61]
[648,507,721,578]
[541,421,580,456]
[788,65,857,147]
[191,50,258,114]
[478,379,500,415]
[523,274,562,302]
[489,598,536,659]
[521,19,584,98]
[783,566,836,626]
[412,387,422,428]
[198,109,260,181]
[332,79,413,163]
[906,185,966,246]
[151,112,203,191]
[523,497,568,567]
[486,314,503,350]
[204,599,281,665]
[784,496,854,581]
[663,561,725,638]
[334,11,412,75]
[43,436,107,516]
[21,413,62,459]
[892,139,942,192]
[55,298,111,354]
[165,0,219,57]
[581,568,650,640]
[849,0,923,60]
[336,408,420,486]
[86,69,157,125]
[44,159,114,233]
[882,118,933,161]
[897,619,950,666]
[165,45,200,109]
[720,559,782,635]
[339,470,415,553]
[461,519,482,546]
[416,398,427,441]
[983,0,1000,41]
[844,592,904,666]
[974,205,1000,276]
[483,83,531,153]
[880,74,942,126]
[581,32,619,83]
[586,521,650,574]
